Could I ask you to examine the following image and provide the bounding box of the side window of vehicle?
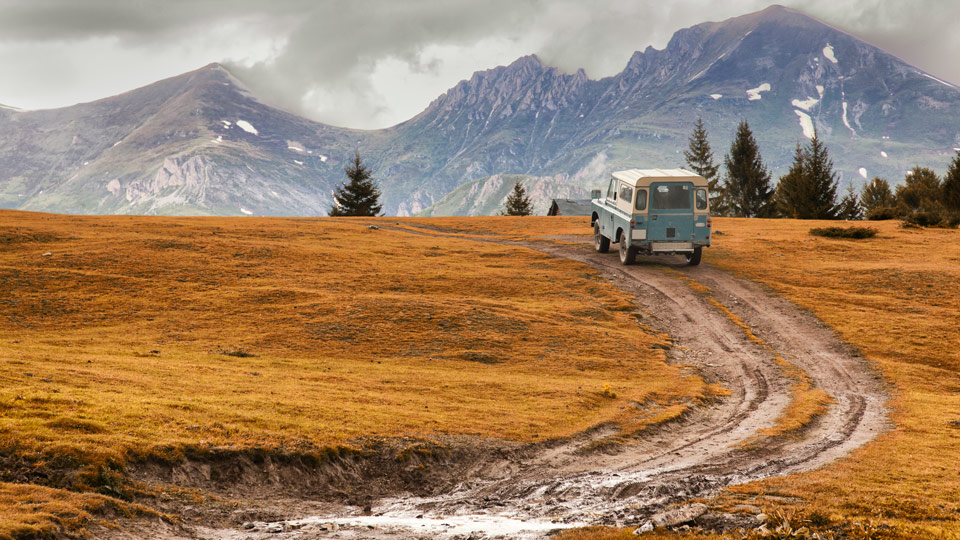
[635,189,647,211]
[607,178,618,201]
[619,184,634,206]
[696,189,708,210]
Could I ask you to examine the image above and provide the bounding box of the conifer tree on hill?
[502,180,533,216]
[723,120,775,218]
[896,166,942,214]
[683,117,725,214]
[802,132,840,219]
[776,143,808,218]
[776,133,840,219]
[896,166,946,226]
[860,177,895,213]
[329,151,382,217]
[943,149,960,214]
[838,184,864,220]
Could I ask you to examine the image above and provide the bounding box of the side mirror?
[591,189,602,199]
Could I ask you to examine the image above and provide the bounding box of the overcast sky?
[0,0,957,129]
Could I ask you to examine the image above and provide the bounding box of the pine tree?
[838,184,864,220]
[943,150,960,213]
[775,143,808,218]
[803,133,840,219]
[860,177,895,213]
[683,118,724,214]
[329,151,382,217]
[896,166,942,214]
[503,180,533,216]
[895,166,947,226]
[774,134,839,219]
[723,120,775,218]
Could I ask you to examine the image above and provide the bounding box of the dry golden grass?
[553,527,722,540]
[706,218,960,538]
[0,211,712,538]
[4,211,957,538]
[0,483,153,539]
[403,215,592,241]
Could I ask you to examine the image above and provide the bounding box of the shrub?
[809,226,878,239]
[903,210,945,228]
[216,346,258,358]
[866,206,898,220]
[947,212,960,228]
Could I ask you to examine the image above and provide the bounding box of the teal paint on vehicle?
[590,168,711,266]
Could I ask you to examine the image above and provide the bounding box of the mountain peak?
[724,3,831,31]
[508,54,544,69]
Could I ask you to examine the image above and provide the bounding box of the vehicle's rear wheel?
[594,222,610,253]
[619,234,636,265]
[685,246,702,266]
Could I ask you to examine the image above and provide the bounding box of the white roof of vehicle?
[612,168,702,186]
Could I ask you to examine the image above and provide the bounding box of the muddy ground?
[101,228,890,539]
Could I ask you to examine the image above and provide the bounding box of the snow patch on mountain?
[236,120,258,135]
[240,207,253,215]
[792,97,820,111]
[319,155,328,162]
[881,151,888,158]
[858,168,868,178]
[816,85,824,98]
[823,44,838,64]
[221,120,232,128]
[710,94,722,100]
[842,102,856,135]
[794,110,815,139]
[746,83,771,101]
[919,72,957,88]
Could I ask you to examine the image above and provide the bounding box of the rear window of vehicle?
[635,189,647,211]
[651,184,692,210]
[696,189,708,210]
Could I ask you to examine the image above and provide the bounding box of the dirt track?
[143,230,890,539]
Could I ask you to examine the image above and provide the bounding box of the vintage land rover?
[591,168,711,265]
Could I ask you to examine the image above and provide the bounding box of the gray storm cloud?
[0,0,957,128]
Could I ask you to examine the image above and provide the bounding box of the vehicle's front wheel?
[619,234,636,265]
[685,246,702,266]
[594,222,610,253]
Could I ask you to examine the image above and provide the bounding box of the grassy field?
[1,211,957,538]
[708,219,960,539]
[0,211,717,539]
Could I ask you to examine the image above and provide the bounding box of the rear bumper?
[651,242,695,253]
[632,240,710,254]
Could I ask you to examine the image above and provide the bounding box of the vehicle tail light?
[707,217,712,228]
[630,218,635,228]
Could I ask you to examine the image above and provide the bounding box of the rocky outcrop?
[124,156,213,207]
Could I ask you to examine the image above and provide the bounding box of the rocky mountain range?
[2,5,959,217]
